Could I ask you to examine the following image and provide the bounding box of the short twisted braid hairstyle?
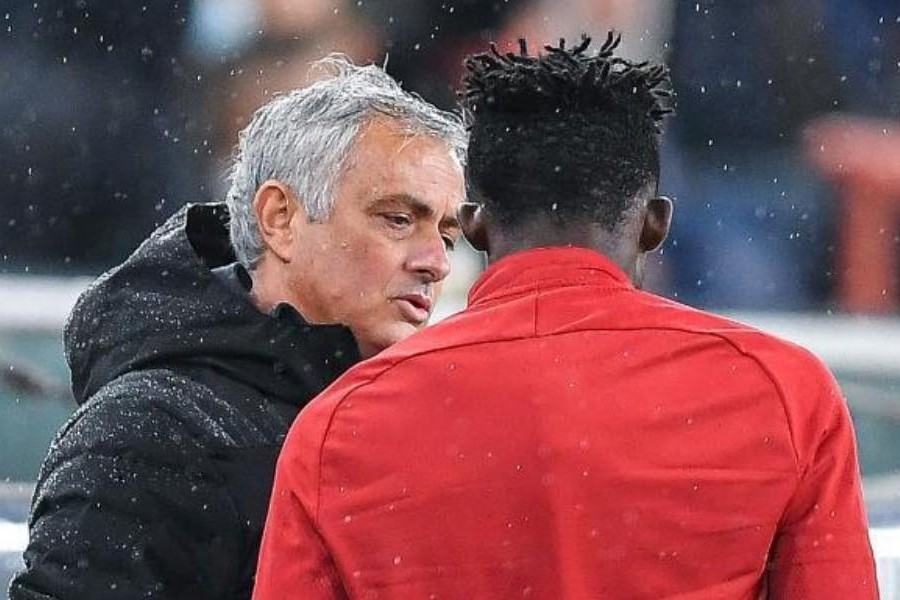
[462,33,673,230]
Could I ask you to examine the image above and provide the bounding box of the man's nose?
[406,233,452,283]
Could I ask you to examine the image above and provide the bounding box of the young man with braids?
[253,35,876,599]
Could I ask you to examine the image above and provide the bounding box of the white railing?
[0,275,92,332]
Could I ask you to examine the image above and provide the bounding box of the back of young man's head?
[461,33,672,233]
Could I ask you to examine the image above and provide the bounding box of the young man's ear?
[253,180,303,262]
[458,202,489,253]
[639,196,673,253]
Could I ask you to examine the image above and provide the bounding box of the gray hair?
[225,55,468,269]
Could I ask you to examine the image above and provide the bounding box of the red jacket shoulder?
[633,292,846,469]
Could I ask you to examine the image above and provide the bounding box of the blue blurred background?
[1,0,899,594]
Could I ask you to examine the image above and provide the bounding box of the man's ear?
[458,202,489,253]
[639,195,673,253]
[253,180,303,262]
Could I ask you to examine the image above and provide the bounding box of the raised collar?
[468,246,634,308]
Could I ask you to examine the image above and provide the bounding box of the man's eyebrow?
[375,193,461,230]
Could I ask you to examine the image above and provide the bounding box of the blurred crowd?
[1,0,899,312]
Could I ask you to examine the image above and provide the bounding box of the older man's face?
[286,118,465,357]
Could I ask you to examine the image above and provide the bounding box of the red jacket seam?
[472,281,629,307]
[313,322,805,516]
[695,333,804,477]
[312,361,413,524]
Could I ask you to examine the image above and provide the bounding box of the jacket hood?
[65,203,360,404]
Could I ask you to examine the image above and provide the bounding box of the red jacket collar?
[468,246,634,308]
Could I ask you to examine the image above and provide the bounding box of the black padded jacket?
[9,203,361,599]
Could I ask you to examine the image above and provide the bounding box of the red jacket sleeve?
[252,399,348,600]
[766,365,878,598]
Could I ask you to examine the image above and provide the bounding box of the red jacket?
[254,247,877,599]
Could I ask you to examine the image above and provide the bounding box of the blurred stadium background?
[1,0,899,595]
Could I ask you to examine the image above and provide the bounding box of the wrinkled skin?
[253,117,466,357]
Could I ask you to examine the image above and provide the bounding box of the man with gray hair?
[10,57,466,600]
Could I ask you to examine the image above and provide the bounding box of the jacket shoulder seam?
[312,373,399,522]
[329,322,806,477]
[675,328,804,474]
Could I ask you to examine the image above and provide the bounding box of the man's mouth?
[393,293,433,325]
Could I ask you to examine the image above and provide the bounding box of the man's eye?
[382,213,412,228]
[442,235,457,251]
